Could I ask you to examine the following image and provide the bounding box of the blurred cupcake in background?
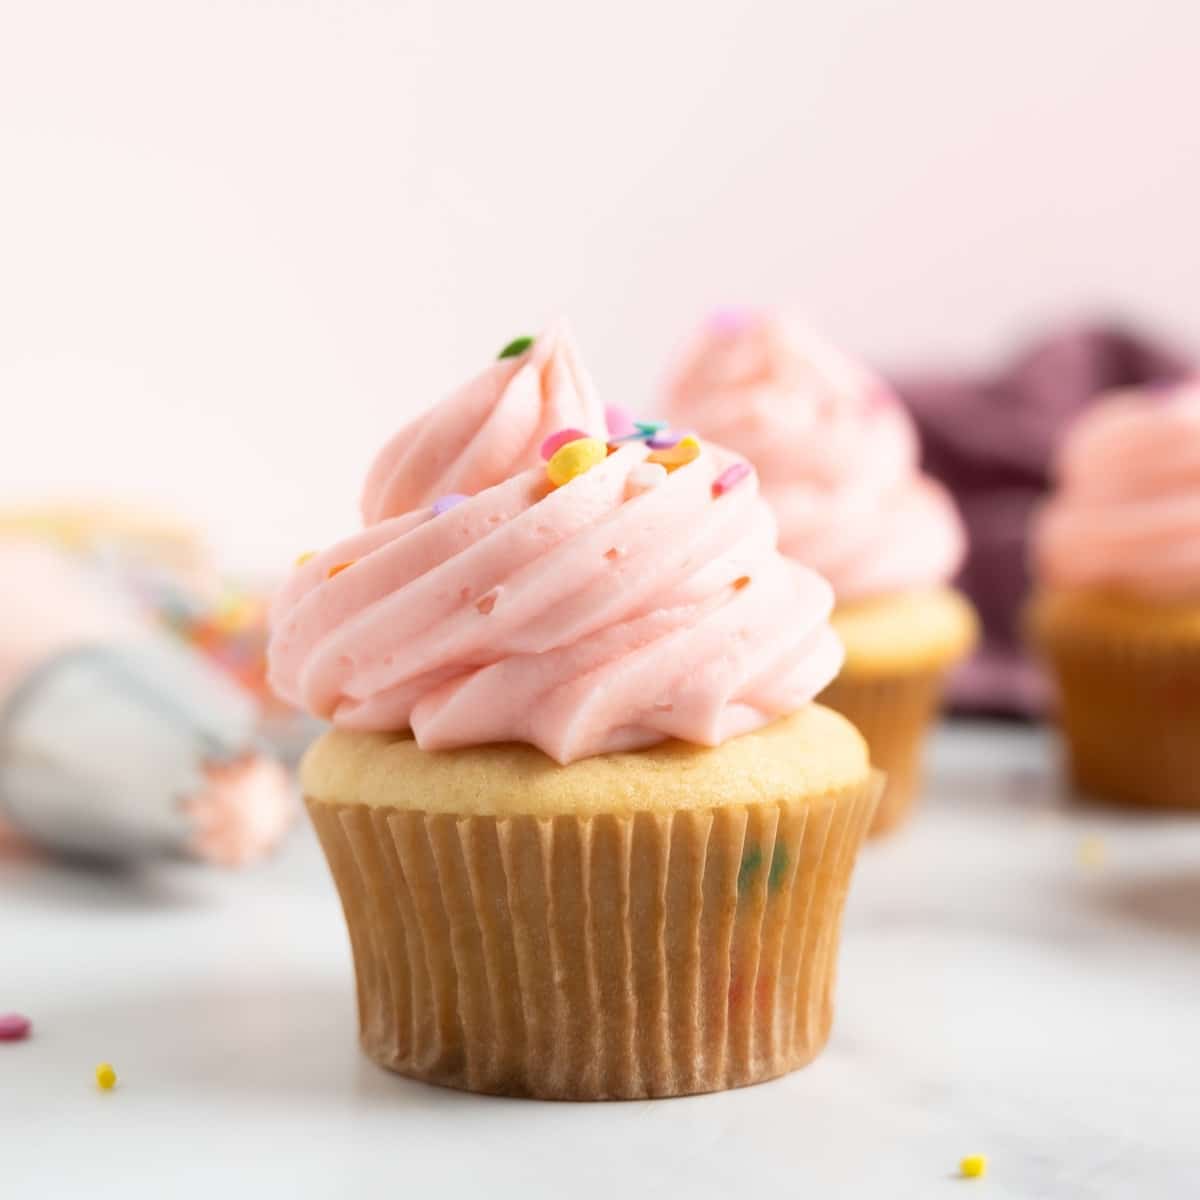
[665,310,976,834]
[896,321,1194,717]
[1030,379,1200,809]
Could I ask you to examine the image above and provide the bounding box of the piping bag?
[0,537,294,865]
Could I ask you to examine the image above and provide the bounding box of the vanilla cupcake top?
[664,311,966,602]
[269,336,843,765]
[1034,379,1200,601]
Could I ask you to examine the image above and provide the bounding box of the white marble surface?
[4,721,1199,1198]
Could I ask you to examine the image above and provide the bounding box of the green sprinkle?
[737,845,763,893]
[498,335,534,360]
[768,842,789,892]
[634,419,667,435]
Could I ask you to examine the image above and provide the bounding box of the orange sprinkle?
[327,561,354,579]
[646,435,700,473]
[732,575,751,590]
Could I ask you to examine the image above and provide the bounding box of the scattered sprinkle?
[732,575,751,591]
[712,461,752,497]
[959,1155,987,1179]
[497,335,534,360]
[1078,836,1107,868]
[294,551,316,567]
[432,493,468,515]
[0,1013,31,1041]
[647,435,700,473]
[634,419,667,436]
[604,404,638,439]
[96,1062,118,1090]
[646,429,688,450]
[327,561,354,579]
[547,437,607,487]
[540,428,590,461]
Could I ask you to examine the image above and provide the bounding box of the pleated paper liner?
[818,668,947,835]
[1036,628,1200,810]
[308,772,881,1100]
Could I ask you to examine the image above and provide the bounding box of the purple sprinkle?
[0,1013,31,1041]
[432,493,468,515]
[646,429,688,449]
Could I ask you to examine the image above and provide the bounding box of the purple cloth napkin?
[892,322,1194,717]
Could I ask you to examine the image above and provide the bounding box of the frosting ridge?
[270,438,843,764]
[362,319,605,523]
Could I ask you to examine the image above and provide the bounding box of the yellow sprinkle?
[646,434,700,472]
[327,561,355,579]
[95,1062,118,1090]
[295,551,316,567]
[547,437,607,488]
[1078,836,1106,867]
[959,1154,987,1178]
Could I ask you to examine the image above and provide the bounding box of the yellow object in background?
[95,1062,117,1090]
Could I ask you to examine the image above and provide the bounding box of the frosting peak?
[270,428,843,764]
[665,313,966,601]
[1034,380,1200,600]
[361,319,604,524]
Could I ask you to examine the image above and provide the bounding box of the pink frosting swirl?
[362,319,605,523]
[1035,380,1200,600]
[664,312,966,601]
[269,440,843,765]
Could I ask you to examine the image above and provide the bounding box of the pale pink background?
[1,0,1196,569]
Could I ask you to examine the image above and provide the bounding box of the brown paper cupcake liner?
[1036,631,1200,809]
[307,774,881,1100]
[818,669,946,835]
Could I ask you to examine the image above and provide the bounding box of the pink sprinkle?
[0,1013,31,1041]
[708,306,755,335]
[432,493,468,515]
[539,428,589,460]
[604,404,638,440]
[712,462,752,497]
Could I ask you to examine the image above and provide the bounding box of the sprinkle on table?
[634,419,667,436]
[539,428,590,461]
[294,551,316,567]
[547,437,607,487]
[712,461,751,497]
[327,561,354,579]
[646,435,700,473]
[0,1013,31,1041]
[432,493,468,516]
[95,1062,118,1090]
[959,1155,987,1179]
[497,335,534,360]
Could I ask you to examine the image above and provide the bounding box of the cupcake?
[665,311,976,834]
[1030,380,1200,808]
[269,329,881,1099]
